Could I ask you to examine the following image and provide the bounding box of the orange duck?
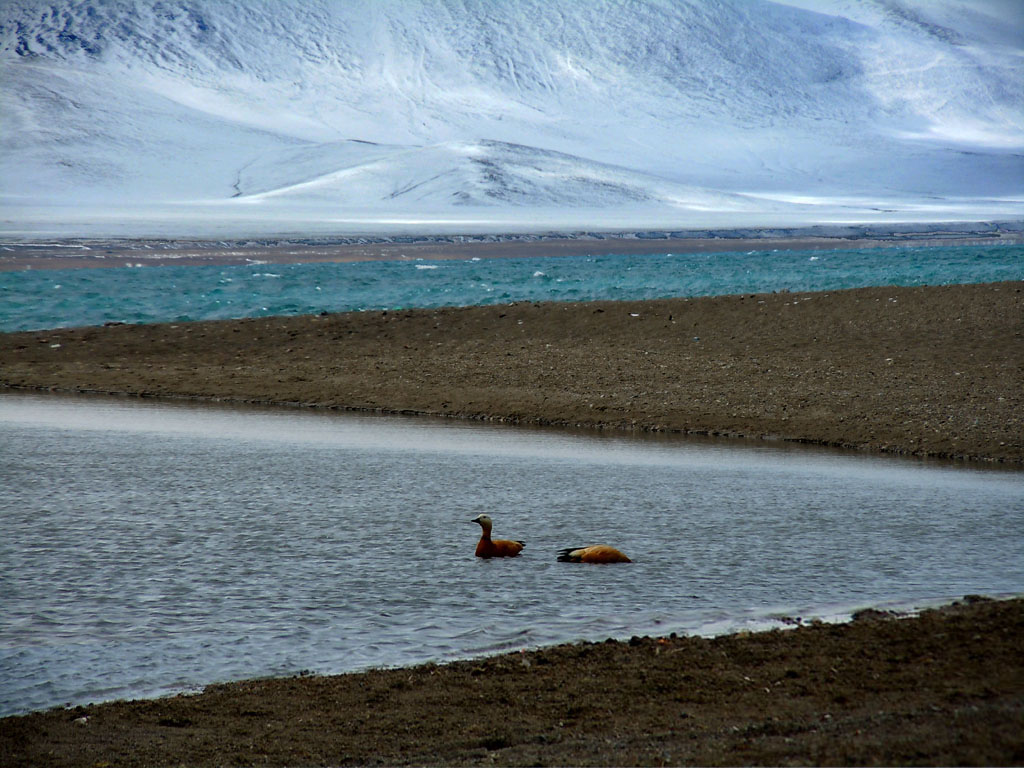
[471,514,524,558]
[557,545,631,563]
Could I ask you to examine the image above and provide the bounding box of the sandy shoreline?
[2,281,1021,464]
[2,596,1021,766]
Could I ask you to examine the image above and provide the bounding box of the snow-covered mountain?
[2,0,1022,237]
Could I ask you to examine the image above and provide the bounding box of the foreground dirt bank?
[2,597,1021,767]
[2,281,1022,463]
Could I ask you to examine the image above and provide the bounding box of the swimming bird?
[557,545,632,563]
[471,514,525,558]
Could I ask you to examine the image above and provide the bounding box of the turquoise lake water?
[2,243,1023,331]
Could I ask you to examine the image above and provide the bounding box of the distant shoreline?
[2,223,1022,270]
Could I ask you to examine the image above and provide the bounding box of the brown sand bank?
[2,281,1022,463]
[2,597,1021,767]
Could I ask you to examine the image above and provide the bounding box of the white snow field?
[1,0,1022,238]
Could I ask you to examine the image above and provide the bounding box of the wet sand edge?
[1,596,1021,766]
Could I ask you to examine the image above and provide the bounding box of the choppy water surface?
[2,243,1023,331]
[1,392,1022,716]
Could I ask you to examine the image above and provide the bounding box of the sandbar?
[2,281,1021,463]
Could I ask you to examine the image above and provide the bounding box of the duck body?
[476,537,526,558]
[472,514,524,558]
[557,545,631,563]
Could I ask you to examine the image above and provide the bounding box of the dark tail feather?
[557,547,580,562]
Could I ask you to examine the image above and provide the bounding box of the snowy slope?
[1,0,1022,237]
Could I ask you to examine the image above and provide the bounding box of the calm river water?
[1,392,1021,716]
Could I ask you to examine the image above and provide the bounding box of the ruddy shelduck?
[557,545,632,563]
[471,514,525,558]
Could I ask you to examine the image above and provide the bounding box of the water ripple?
[1,244,1022,331]
[0,394,1021,715]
